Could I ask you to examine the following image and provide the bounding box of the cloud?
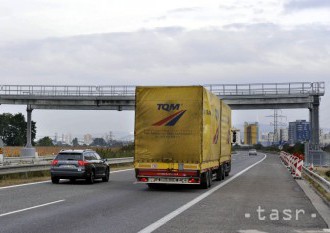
[0,25,328,124]
[284,0,330,11]
[1,25,329,136]
[167,7,202,14]
[0,25,329,87]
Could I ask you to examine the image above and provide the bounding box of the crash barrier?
[0,157,134,175]
[280,151,303,179]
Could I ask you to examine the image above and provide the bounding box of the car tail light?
[139,177,148,182]
[78,160,89,166]
[51,160,58,166]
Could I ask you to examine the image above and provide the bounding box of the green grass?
[0,164,133,187]
[313,167,330,182]
[96,144,134,159]
[303,174,330,202]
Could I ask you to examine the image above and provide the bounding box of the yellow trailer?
[134,86,233,189]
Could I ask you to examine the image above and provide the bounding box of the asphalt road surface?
[0,152,328,233]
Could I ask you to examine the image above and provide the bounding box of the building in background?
[244,122,259,145]
[64,133,72,145]
[267,132,274,145]
[320,129,330,146]
[288,120,310,144]
[84,134,93,145]
[280,128,289,143]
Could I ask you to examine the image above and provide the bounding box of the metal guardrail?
[3,156,55,165]
[0,157,134,175]
[0,82,325,97]
[302,166,330,193]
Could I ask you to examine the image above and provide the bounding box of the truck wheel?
[208,170,212,187]
[216,166,223,181]
[200,172,209,189]
[225,163,230,177]
[222,164,226,180]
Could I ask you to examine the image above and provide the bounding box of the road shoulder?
[296,179,330,228]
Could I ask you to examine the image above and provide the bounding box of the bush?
[326,170,330,178]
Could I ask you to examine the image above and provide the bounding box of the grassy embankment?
[0,144,134,187]
[303,166,330,202]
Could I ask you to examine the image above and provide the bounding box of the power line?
[266,109,287,145]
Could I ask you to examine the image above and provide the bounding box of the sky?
[0,0,329,140]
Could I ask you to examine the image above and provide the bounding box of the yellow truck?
[134,86,234,189]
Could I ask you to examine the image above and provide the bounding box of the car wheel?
[70,178,76,183]
[102,168,110,182]
[87,171,95,184]
[51,177,59,184]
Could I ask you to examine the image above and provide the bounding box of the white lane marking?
[0,168,134,190]
[138,154,267,233]
[0,180,51,190]
[111,168,134,173]
[0,200,65,217]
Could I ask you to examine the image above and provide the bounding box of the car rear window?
[55,153,83,161]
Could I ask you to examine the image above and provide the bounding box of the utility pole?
[266,110,286,145]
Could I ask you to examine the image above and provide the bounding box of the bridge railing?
[205,82,325,96]
[0,82,325,97]
[0,85,136,96]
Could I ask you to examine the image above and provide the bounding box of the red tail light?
[139,177,148,182]
[188,178,199,183]
[51,160,58,166]
[78,160,89,166]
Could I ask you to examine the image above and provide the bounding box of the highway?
[0,152,328,233]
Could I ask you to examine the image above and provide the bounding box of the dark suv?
[50,149,110,184]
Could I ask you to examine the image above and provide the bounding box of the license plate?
[60,165,75,168]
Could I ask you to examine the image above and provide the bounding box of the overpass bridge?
[0,82,325,156]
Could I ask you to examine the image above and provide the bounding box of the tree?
[253,143,263,150]
[37,136,53,146]
[72,137,79,146]
[0,113,36,146]
[91,138,107,146]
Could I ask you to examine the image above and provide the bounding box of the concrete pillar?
[312,101,320,149]
[26,106,33,148]
[309,107,313,146]
[20,105,37,157]
[309,96,320,150]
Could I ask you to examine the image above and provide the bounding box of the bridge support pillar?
[309,96,320,150]
[20,105,37,157]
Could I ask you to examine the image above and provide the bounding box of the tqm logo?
[153,104,186,126]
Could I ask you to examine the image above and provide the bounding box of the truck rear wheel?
[216,166,223,181]
[200,172,210,189]
[208,170,212,187]
[225,163,230,177]
[222,164,226,180]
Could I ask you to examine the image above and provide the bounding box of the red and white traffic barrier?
[294,159,303,178]
[280,151,304,179]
